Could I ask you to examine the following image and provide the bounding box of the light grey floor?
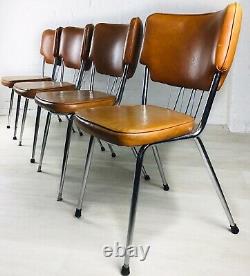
[0,112,249,276]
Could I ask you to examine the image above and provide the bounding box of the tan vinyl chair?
[73,3,242,275]
[34,18,143,201]
[1,27,62,129]
[13,25,94,163]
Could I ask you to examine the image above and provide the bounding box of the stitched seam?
[220,3,237,72]
[78,119,194,135]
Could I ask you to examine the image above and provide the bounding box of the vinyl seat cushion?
[35,90,116,114]
[75,105,195,147]
[13,81,75,99]
[1,76,51,88]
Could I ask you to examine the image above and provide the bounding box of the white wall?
[0,0,249,132]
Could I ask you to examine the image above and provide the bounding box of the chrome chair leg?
[108,143,116,158]
[7,88,14,129]
[75,123,83,136]
[37,112,51,172]
[18,98,29,146]
[13,95,21,140]
[132,147,150,180]
[194,136,239,234]
[57,115,62,122]
[30,106,41,163]
[121,145,149,276]
[57,114,74,201]
[66,115,76,133]
[75,136,95,218]
[97,139,105,151]
[152,145,169,191]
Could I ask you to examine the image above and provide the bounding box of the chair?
[34,18,143,201]
[1,27,62,129]
[13,25,93,160]
[73,3,242,275]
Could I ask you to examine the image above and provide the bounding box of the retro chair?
[73,3,242,275]
[13,25,94,161]
[34,18,144,201]
[1,28,62,129]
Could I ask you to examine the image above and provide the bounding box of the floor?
[0,111,249,276]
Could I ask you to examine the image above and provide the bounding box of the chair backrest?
[40,27,62,65]
[140,3,242,91]
[90,18,143,79]
[59,25,94,70]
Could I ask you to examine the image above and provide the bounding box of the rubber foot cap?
[144,175,150,181]
[230,224,239,234]
[30,158,35,163]
[163,184,170,191]
[111,153,116,158]
[121,265,130,276]
[13,136,17,140]
[18,142,22,146]
[79,132,83,136]
[75,209,82,218]
[7,125,10,129]
[101,147,105,152]
[37,167,42,173]
[58,118,62,122]
[57,196,63,202]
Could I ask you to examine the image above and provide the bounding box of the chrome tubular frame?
[120,71,239,275]
[131,147,150,180]
[7,88,15,129]
[18,98,29,146]
[75,136,96,218]
[57,114,74,201]
[13,95,21,140]
[152,145,169,191]
[37,112,51,172]
[194,136,238,233]
[30,106,41,163]
[121,145,150,276]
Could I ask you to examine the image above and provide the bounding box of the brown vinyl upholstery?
[40,28,62,64]
[35,90,116,114]
[1,28,62,88]
[140,2,242,91]
[14,25,94,98]
[76,105,194,146]
[59,25,94,70]
[90,17,143,78]
[14,81,75,99]
[75,3,242,147]
[1,76,52,88]
[35,19,142,115]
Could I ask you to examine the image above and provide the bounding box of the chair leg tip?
[30,158,35,164]
[13,136,17,140]
[111,153,116,158]
[163,184,170,191]
[57,196,63,202]
[101,147,105,152]
[7,125,10,129]
[79,132,83,136]
[144,175,150,181]
[37,167,42,173]
[18,142,22,146]
[121,265,130,276]
[230,224,239,234]
[75,209,82,218]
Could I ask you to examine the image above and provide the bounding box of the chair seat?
[13,81,75,99]
[1,75,52,88]
[35,90,116,114]
[75,105,195,147]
